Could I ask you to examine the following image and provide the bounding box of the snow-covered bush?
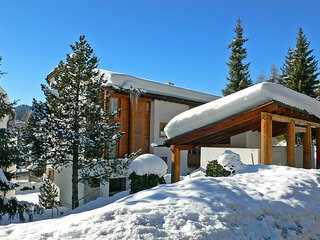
[128,154,167,194]
[206,160,231,177]
[217,150,245,174]
[206,150,246,177]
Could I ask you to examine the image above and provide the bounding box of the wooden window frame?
[48,169,54,181]
[109,97,121,119]
[159,122,167,138]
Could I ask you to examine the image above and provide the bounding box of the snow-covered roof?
[165,82,320,139]
[98,69,219,104]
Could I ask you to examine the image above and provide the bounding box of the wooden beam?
[295,126,306,133]
[303,123,312,169]
[171,146,181,183]
[166,102,278,146]
[261,112,320,128]
[286,120,295,167]
[316,128,320,169]
[261,114,272,165]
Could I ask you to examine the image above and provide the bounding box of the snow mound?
[129,154,168,177]
[165,82,320,139]
[1,165,320,239]
[217,150,246,173]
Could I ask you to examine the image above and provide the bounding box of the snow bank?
[165,82,320,139]
[1,165,320,239]
[129,154,168,177]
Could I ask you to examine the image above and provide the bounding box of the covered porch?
[164,84,320,183]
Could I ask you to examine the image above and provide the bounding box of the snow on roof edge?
[97,69,220,103]
[164,82,320,139]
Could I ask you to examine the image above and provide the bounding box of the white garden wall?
[150,100,193,176]
[201,146,315,170]
[201,147,261,169]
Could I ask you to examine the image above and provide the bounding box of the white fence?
[201,146,315,169]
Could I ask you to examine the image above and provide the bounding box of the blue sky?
[1,0,320,105]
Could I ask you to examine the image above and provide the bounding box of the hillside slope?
[1,164,320,240]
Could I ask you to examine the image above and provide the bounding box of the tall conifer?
[29,36,126,209]
[223,18,252,96]
[280,28,319,98]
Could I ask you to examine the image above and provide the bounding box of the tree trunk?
[72,84,80,209]
[72,142,79,209]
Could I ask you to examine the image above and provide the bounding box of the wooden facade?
[107,91,152,157]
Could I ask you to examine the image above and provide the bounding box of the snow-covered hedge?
[128,154,167,194]
[206,150,246,177]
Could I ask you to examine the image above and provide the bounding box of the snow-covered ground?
[1,164,320,239]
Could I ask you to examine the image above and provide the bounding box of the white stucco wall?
[231,131,261,148]
[0,86,9,129]
[201,147,261,169]
[54,166,86,208]
[150,100,194,176]
[231,130,316,168]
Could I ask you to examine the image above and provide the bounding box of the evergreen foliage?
[0,57,43,223]
[223,18,252,96]
[280,28,319,98]
[129,172,166,194]
[24,36,127,209]
[39,178,59,209]
[206,160,231,177]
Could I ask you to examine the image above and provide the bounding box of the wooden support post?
[171,146,181,183]
[261,114,272,165]
[286,120,296,167]
[303,123,312,169]
[317,128,320,169]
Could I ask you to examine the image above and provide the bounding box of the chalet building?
[46,69,219,207]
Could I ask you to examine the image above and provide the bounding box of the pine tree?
[23,99,49,170]
[267,64,280,83]
[38,178,59,209]
[0,57,43,223]
[223,18,252,96]
[280,28,319,98]
[33,36,126,209]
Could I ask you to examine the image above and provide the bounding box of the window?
[90,178,100,188]
[187,149,200,168]
[108,142,117,158]
[109,178,126,196]
[159,122,167,138]
[147,102,150,112]
[48,169,54,181]
[110,98,119,117]
[146,138,149,152]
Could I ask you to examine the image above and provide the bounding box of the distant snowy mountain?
[15,104,31,121]
[1,164,320,239]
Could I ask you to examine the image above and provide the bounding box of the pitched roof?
[164,82,320,140]
[98,69,219,104]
